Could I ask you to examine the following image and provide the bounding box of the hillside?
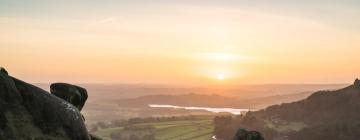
[238,92,312,109]
[214,79,360,140]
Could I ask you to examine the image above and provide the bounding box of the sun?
[216,73,225,80]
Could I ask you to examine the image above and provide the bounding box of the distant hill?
[214,79,360,140]
[36,83,345,102]
[117,92,312,110]
[117,93,242,108]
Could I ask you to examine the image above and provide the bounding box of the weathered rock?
[0,68,91,140]
[233,128,264,140]
[50,83,88,111]
[0,67,8,75]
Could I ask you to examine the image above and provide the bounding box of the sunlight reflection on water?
[148,104,249,115]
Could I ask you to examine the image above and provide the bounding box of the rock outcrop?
[50,83,88,111]
[233,128,265,140]
[0,68,92,140]
[354,78,360,88]
[0,67,8,75]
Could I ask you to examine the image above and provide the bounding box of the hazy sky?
[0,0,359,85]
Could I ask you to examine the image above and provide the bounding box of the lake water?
[148,104,249,115]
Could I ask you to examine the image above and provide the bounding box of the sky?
[0,0,359,85]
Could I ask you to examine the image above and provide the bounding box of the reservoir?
[148,104,249,115]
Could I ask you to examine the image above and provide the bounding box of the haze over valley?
[34,83,346,124]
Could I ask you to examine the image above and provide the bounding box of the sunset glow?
[0,1,359,85]
[217,73,225,81]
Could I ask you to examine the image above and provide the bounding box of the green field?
[94,119,214,140]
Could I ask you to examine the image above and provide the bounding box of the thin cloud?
[87,16,119,27]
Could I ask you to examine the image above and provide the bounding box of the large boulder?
[233,128,264,140]
[0,68,91,140]
[50,83,88,111]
